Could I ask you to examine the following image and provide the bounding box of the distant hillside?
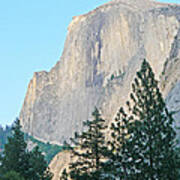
[0,124,62,164]
[25,135,63,164]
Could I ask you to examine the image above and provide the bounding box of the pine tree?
[0,119,53,180]
[0,119,29,178]
[1,170,25,180]
[28,146,53,180]
[60,108,107,180]
[126,59,178,179]
[106,107,133,179]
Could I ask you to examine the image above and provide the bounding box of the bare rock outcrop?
[49,151,72,180]
[20,0,180,147]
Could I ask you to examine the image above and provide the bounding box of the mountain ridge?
[20,0,180,146]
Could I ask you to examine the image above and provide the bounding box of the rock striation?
[20,0,180,146]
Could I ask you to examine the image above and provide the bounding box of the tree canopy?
[108,59,179,179]
[60,108,108,180]
[0,119,53,180]
[60,59,180,179]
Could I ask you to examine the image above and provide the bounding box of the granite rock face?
[20,0,180,145]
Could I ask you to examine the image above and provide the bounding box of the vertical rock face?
[20,0,180,144]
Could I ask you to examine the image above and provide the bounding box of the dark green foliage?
[1,170,24,180]
[174,147,180,177]
[60,59,179,179]
[106,107,133,179]
[60,169,68,180]
[0,119,29,178]
[0,119,53,180]
[28,146,53,179]
[125,59,178,179]
[0,124,62,165]
[26,135,63,164]
[106,59,179,179]
[60,108,107,180]
[110,74,115,80]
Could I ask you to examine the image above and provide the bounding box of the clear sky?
[0,0,179,127]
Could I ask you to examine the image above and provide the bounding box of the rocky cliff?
[20,0,180,146]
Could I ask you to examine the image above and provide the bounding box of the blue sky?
[0,0,179,126]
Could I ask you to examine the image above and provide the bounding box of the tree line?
[0,119,53,180]
[60,59,180,180]
[0,59,179,180]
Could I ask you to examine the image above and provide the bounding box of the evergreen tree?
[60,108,107,180]
[125,59,178,179]
[0,119,53,180]
[2,170,25,180]
[28,146,53,180]
[106,107,133,179]
[0,119,29,178]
